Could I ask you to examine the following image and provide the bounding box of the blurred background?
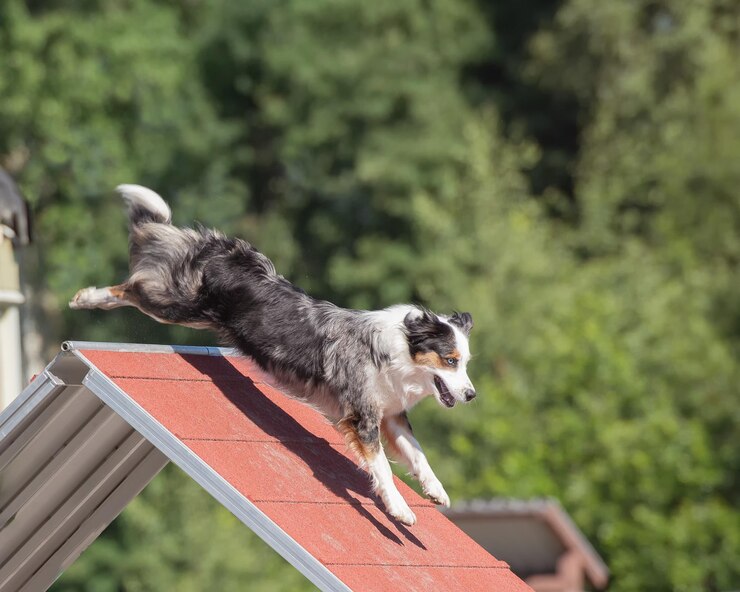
[1,0,738,590]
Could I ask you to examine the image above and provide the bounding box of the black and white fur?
[70,185,476,525]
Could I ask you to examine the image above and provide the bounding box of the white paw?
[69,287,97,309]
[383,491,417,525]
[422,478,450,508]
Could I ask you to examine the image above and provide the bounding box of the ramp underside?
[0,361,167,592]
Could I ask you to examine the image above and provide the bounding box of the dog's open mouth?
[433,376,456,408]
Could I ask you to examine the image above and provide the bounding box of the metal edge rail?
[61,341,240,357]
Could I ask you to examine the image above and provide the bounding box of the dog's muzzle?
[433,376,456,408]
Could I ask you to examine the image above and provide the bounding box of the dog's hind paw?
[69,287,97,309]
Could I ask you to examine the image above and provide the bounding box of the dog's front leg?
[337,414,417,526]
[382,412,450,507]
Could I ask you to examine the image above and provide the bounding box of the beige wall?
[0,233,24,408]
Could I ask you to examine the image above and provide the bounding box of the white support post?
[0,230,25,410]
[0,303,24,409]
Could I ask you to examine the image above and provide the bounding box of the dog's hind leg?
[337,411,417,526]
[69,284,137,310]
[382,412,450,507]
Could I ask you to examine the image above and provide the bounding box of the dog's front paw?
[389,503,417,526]
[422,478,450,508]
[382,491,417,526]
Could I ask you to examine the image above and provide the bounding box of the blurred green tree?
[196,0,491,302]
[0,0,243,353]
[0,0,736,590]
[526,0,740,337]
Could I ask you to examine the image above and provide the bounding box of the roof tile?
[331,565,532,592]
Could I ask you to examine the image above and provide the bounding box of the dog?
[70,185,476,525]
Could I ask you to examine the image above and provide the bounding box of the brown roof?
[445,498,609,589]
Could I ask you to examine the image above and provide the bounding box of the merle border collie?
[70,185,476,525]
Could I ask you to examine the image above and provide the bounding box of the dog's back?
[84,186,340,384]
[70,185,241,327]
[119,185,289,331]
[118,184,216,327]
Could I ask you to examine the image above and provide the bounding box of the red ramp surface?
[1,343,531,591]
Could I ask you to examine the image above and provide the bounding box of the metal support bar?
[61,341,239,357]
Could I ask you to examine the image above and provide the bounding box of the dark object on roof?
[0,342,532,592]
[444,498,608,592]
[0,169,31,245]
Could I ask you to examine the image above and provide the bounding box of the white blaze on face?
[443,322,474,400]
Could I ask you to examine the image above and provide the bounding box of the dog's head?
[403,309,475,408]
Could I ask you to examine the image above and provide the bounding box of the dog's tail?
[117,184,172,227]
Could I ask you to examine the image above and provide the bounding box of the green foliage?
[196,0,491,298]
[527,0,740,336]
[2,0,737,590]
[0,0,241,349]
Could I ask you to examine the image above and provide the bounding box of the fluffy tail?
[117,184,172,226]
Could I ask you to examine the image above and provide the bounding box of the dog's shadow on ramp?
[184,355,426,550]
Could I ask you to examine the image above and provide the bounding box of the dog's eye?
[445,357,458,367]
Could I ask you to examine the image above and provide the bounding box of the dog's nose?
[464,389,476,402]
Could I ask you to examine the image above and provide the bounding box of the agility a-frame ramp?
[0,342,531,592]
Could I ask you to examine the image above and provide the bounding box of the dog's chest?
[374,369,430,415]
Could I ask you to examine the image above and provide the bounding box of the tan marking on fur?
[336,416,378,468]
[111,283,143,308]
[109,284,128,299]
[413,349,461,369]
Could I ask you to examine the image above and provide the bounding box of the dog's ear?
[449,311,473,336]
[403,309,437,334]
[404,309,444,354]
